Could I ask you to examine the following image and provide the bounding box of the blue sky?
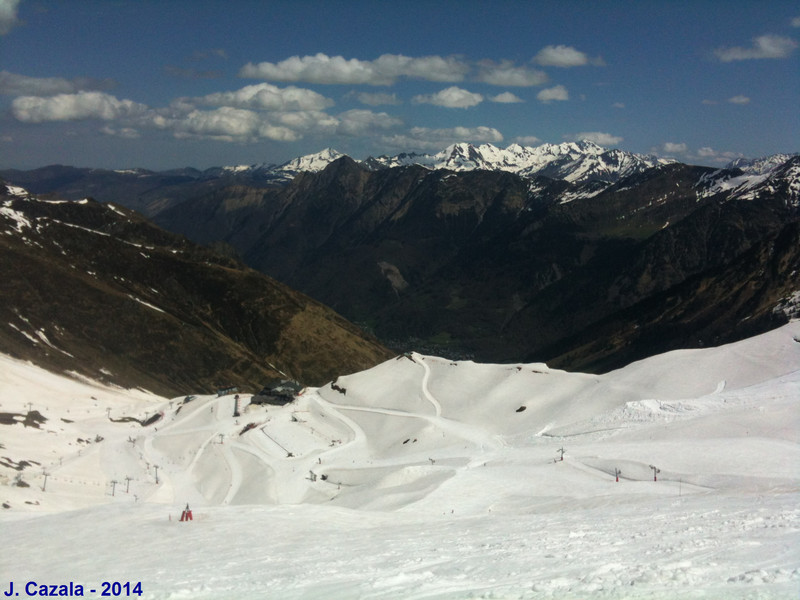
[0,0,798,170]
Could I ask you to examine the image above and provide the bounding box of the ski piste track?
[3,325,799,599]
[131,352,514,509]
[114,344,790,513]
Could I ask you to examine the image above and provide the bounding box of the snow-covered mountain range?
[698,154,800,206]
[215,142,799,203]
[222,141,670,185]
[363,141,671,184]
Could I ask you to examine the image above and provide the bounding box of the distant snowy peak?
[219,144,797,192]
[217,141,665,185]
[2,181,31,199]
[277,147,346,173]
[218,148,346,183]
[725,154,796,175]
[364,141,668,184]
[697,154,800,206]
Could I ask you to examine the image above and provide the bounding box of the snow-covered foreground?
[1,324,799,599]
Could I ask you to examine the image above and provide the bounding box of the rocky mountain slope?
[154,153,800,370]
[0,182,392,396]
[0,141,670,214]
[3,144,798,372]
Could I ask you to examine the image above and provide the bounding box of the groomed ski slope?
[1,323,799,599]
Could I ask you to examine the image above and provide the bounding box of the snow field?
[1,322,799,598]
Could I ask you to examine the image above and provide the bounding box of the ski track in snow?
[1,323,799,599]
[416,352,443,417]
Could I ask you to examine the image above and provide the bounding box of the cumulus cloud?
[490,92,523,103]
[11,91,148,123]
[537,84,569,103]
[240,54,384,85]
[193,83,334,111]
[165,107,300,142]
[564,131,623,146]
[381,125,503,151]
[412,86,483,108]
[375,54,470,83]
[0,0,20,35]
[612,102,625,109]
[728,95,751,104]
[240,53,469,85]
[0,70,116,96]
[662,142,688,154]
[714,34,798,61]
[475,60,548,86]
[335,109,403,136]
[266,109,339,134]
[533,45,605,67]
[695,146,744,164]
[792,16,800,27]
[352,91,401,106]
[240,53,560,88]
[654,144,745,164]
[155,105,401,143]
[513,135,541,145]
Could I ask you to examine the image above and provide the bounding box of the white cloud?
[792,16,800,27]
[412,86,483,108]
[352,91,401,106]
[0,71,76,96]
[702,99,718,105]
[475,60,548,86]
[612,102,625,109]
[537,84,569,103]
[166,106,300,142]
[266,110,339,134]
[565,131,623,146]
[240,54,386,85]
[513,135,541,145]
[381,125,503,151]
[0,70,115,96]
[335,109,403,136]
[157,105,401,143]
[193,83,334,111]
[0,0,20,35]
[662,142,688,154]
[240,53,560,88]
[533,45,604,67]
[714,34,798,61]
[374,54,470,83]
[727,95,751,104]
[490,92,523,103]
[695,146,744,164]
[239,53,469,86]
[11,92,148,123]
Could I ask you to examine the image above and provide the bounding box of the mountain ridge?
[3,142,797,217]
[0,181,393,395]
[152,155,799,369]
